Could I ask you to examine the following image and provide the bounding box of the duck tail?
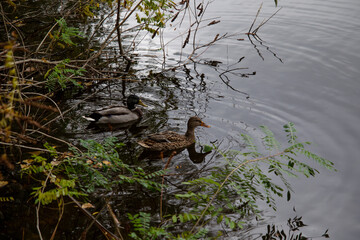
[82,116,96,122]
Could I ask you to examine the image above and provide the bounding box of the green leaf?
[203,145,213,153]
[179,214,184,223]
[230,221,236,229]
[260,125,281,150]
[284,122,298,144]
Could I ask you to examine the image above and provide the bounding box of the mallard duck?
[137,116,210,152]
[82,95,147,124]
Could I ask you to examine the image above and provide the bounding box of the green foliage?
[203,145,213,153]
[260,125,281,151]
[20,124,334,238]
[31,179,80,205]
[21,137,165,206]
[44,59,85,92]
[164,122,335,235]
[127,212,209,240]
[53,18,84,47]
[66,137,164,192]
[135,0,177,35]
[128,212,171,239]
[20,144,85,205]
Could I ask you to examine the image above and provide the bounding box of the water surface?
[66,0,360,238]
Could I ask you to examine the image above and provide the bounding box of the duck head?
[127,95,147,110]
[188,116,210,129]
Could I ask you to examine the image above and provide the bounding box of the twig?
[25,129,82,153]
[68,195,120,240]
[41,86,103,128]
[0,58,83,71]
[218,68,251,97]
[106,200,124,240]
[89,0,145,62]
[116,0,132,72]
[0,3,10,42]
[248,3,263,33]
[0,141,64,155]
[35,203,44,240]
[35,21,59,53]
[88,9,116,45]
[160,151,177,220]
[36,167,54,240]
[252,7,282,35]
[50,198,65,240]
[23,92,64,122]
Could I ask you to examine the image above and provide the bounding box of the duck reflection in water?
[138,143,212,163]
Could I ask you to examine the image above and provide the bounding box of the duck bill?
[138,100,148,107]
[201,122,210,128]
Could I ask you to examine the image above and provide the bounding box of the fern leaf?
[300,149,335,171]
[260,125,281,150]
[284,122,298,144]
[241,133,258,152]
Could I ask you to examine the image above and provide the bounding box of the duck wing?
[147,131,184,143]
[137,131,190,151]
[96,106,131,116]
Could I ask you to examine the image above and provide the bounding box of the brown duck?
[137,116,210,152]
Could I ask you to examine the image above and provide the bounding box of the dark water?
[47,0,360,238]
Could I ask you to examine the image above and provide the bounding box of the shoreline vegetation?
[1,1,334,239]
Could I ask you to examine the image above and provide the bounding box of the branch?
[68,195,120,240]
[190,151,285,233]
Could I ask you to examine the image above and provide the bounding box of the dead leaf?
[24,66,36,72]
[82,203,95,209]
[0,181,9,188]
[102,160,111,166]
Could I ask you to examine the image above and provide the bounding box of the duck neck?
[133,108,143,118]
[127,102,136,110]
[185,126,196,142]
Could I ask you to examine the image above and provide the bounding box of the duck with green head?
[82,95,147,124]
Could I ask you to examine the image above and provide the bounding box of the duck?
[137,116,210,152]
[82,95,147,124]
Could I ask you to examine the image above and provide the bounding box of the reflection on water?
[138,143,212,163]
[260,215,330,240]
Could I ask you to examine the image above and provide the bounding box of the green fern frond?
[45,59,85,92]
[284,122,298,144]
[144,169,166,179]
[300,149,336,171]
[260,125,281,151]
[0,197,14,202]
[241,133,258,152]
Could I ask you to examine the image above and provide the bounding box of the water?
[120,0,360,238]
[188,0,360,238]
